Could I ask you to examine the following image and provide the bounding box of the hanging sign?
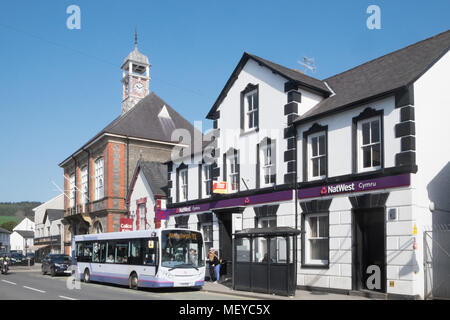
[213,181,228,194]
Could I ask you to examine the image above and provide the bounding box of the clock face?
[134,81,145,94]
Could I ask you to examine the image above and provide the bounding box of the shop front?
[298,173,412,296]
[161,190,293,283]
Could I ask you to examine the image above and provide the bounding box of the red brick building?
[59,36,198,254]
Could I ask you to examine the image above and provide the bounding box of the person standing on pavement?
[208,248,219,282]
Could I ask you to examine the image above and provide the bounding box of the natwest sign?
[299,174,410,199]
[321,182,356,195]
[119,218,134,232]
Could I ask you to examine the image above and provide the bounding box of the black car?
[41,254,72,276]
[10,252,26,266]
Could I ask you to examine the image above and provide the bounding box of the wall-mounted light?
[429,202,435,212]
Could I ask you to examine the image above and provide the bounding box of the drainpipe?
[293,125,299,291]
[126,137,130,214]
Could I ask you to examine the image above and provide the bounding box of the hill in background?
[0,202,42,223]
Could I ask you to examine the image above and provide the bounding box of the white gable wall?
[129,170,157,230]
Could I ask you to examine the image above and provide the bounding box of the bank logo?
[321,183,355,195]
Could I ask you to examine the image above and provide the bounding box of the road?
[0,266,253,300]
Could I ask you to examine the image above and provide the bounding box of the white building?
[161,30,450,299]
[33,194,65,260]
[127,161,168,231]
[10,217,35,253]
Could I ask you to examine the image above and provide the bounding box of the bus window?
[129,239,142,265]
[83,242,93,262]
[115,241,128,264]
[106,241,115,263]
[76,243,84,261]
[99,242,106,263]
[142,238,158,266]
[93,242,101,263]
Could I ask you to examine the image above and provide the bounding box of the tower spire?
[134,27,138,49]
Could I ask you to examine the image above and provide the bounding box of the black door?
[353,208,386,292]
[217,213,233,279]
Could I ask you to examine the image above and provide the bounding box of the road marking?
[1,280,17,285]
[59,295,77,300]
[23,286,46,293]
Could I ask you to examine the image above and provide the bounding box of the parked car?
[41,254,72,276]
[26,252,35,266]
[10,252,27,266]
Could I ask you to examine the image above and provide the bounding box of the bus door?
[138,238,159,276]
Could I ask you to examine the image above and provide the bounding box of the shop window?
[258,216,276,229]
[305,213,329,265]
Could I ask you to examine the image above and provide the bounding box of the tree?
[0,221,17,232]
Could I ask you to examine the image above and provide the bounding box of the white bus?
[73,228,205,289]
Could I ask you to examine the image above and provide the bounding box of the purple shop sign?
[298,174,411,199]
[162,189,293,217]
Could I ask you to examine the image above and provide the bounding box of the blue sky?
[0,0,448,202]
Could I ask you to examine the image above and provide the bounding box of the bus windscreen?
[161,230,204,269]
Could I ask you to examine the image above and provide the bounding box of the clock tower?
[121,31,151,114]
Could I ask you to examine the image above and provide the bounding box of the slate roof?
[14,230,34,238]
[0,227,11,234]
[140,161,168,197]
[44,209,64,223]
[294,29,450,123]
[206,52,331,119]
[60,92,201,166]
[128,161,168,199]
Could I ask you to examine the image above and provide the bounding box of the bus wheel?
[129,273,138,290]
[83,268,90,283]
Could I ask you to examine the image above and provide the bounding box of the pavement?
[201,279,370,300]
[4,264,370,300]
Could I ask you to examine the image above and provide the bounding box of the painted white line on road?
[59,295,77,300]
[23,286,46,293]
[1,280,17,285]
